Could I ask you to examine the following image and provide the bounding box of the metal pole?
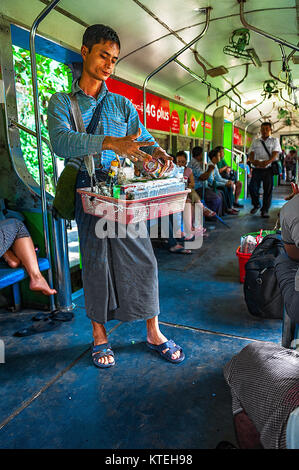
[232,98,266,189]
[238,0,299,52]
[142,7,211,128]
[29,0,60,312]
[203,64,249,168]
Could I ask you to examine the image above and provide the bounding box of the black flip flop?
[13,318,61,337]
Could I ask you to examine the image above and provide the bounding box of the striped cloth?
[0,218,30,258]
[224,342,299,449]
[47,79,159,170]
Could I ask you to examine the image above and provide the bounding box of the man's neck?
[78,73,103,99]
[261,135,270,141]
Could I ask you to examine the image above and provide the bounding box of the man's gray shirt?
[280,194,299,290]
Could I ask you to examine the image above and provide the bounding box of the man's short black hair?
[209,149,218,160]
[214,145,224,154]
[82,24,121,52]
[261,121,272,128]
[176,151,187,160]
[192,146,203,158]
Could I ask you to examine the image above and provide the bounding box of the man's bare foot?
[29,275,57,296]
[3,250,21,268]
[146,317,181,361]
[92,322,114,366]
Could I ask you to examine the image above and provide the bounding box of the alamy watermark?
[0,339,5,364]
[93,201,204,250]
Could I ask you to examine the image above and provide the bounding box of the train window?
[12,45,72,195]
[12,45,80,268]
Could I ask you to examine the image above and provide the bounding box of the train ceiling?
[1,0,299,135]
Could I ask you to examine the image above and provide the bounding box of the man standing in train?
[248,122,281,218]
[48,24,185,368]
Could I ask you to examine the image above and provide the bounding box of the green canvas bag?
[52,92,106,220]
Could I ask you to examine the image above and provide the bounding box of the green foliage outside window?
[12,45,73,194]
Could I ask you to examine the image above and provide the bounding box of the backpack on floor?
[243,234,285,319]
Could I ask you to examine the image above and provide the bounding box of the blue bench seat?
[0,258,50,310]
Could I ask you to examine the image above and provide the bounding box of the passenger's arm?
[188,171,195,189]
[284,243,299,261]
[249,150,263,168]
[199,164,215,181]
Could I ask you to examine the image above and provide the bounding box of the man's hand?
[207,164,215,173]
[226,180,234,188]
[103,128,154,163]
[152,147,174,176]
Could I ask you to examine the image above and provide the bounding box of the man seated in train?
[48,24,185,368]
[214,145,243,209]
[248,122,281,218]
[275,182,299,325]
[188,146,223,217]
[207,148,239,216]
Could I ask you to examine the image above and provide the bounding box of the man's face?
[261,124,271,139]
[220,148,224,159]
[81,40,119,82]
[176,156,187,167]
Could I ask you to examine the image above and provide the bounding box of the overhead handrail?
[174,60,246,112]
[231,97,266,168]
[142,7,211,128]
[202,63,249,169]
[238,0,299,53]
[29,0,61,311]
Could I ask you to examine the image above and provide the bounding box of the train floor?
[0,183,290,449]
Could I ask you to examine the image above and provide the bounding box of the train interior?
[0,0,299,449]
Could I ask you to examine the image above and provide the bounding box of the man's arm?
[248,150,263,168]
[48,93,155,163]
[199,164,215,181]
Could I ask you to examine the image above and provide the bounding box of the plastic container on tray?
[77,187,190,224]
[236,230,277,283]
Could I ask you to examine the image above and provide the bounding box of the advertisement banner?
[169,102,213,139]
[107,77,212,139]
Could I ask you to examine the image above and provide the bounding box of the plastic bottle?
[106,159,119,189]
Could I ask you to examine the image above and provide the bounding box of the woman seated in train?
[175,150,215,236]
[0,218,57,296]
[207,148,239,216]
[275,182,299,323]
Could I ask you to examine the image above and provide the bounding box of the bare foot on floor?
[29,275,57,296]
[3,250,21,268]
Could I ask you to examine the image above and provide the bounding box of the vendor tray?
[77,188,190,224]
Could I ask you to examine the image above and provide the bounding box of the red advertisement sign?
[107,78,170,131]
[233,127,243,146]
[145,92,170,132]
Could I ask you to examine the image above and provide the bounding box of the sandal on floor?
[92,342,115,368]
[146,339,185,364]
[169,246,192,255]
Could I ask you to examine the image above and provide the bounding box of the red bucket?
[236,246,252,284]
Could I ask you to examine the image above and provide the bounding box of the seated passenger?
[224,341,299,449]
[284,150,297,182]
[208,148,239,216]
[188,146,223,217]
[214,145,243,209]
[0,218,57,296]
[275,183,299,323]
[175,151,214,236]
